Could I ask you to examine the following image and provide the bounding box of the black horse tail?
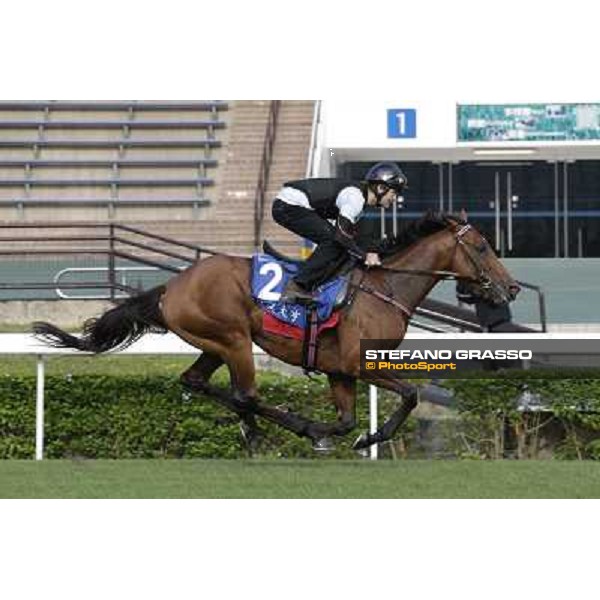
[32,285,167,353]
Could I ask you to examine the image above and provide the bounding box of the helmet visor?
[385,178,406,193]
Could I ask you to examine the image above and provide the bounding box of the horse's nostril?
[509,284,521,298]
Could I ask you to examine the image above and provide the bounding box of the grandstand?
[0,100,314,255]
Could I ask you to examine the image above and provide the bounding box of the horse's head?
[444,216,520,306]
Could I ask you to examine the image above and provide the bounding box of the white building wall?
[317,94,600,174]
[321,98,456,149]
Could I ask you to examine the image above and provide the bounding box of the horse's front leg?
[333,314,415,451]
[353,376,419,451]
[223,339,351,453]
[236,374,358,453]
[300,373,357,452]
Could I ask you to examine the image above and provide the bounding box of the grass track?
[1,459,600,498]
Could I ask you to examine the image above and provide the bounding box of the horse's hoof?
[180,376,208,394]
[232,394,258,412]
[352,433,371,451]
[239,423,263,454]
[312,437,334,453]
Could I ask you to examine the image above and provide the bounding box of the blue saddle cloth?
[251,253,346,329]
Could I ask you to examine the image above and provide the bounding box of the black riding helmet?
[364,162,408,195]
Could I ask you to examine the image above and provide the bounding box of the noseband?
[453,224,492,288]
[452,223,506,300]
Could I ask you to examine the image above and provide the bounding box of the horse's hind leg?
[222,339,266,451]
[247,375,359,453]
[181,352,224,393]
[327,374,357,434]
[181,350,263,453]
[193,355,351,452]
[225,343,337,449]
[223,338,259,403]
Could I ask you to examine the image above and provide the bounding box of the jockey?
[272,162,408,302]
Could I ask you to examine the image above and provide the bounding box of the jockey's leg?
[272,200,345,291]
[294,239,347,291]
[272,199,334,243]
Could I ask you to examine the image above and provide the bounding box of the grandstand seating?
[0,100,226,215]
[0,100,315,255]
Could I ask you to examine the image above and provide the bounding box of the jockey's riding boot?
[280,280,315,303]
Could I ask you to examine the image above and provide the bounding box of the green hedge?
[444,376,600,460]
[0,371,395,460]
[2,368,599,460]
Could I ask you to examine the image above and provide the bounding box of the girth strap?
[302,305,321,375]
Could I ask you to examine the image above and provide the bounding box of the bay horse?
[33,215,520,452]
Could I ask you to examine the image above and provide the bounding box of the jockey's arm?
[334,187,370,260]
[335,187,386,266]
[335,219,380,266]
[357,212,383,266]
[334,215,366,260]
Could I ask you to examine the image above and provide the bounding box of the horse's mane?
[378,212,467,258]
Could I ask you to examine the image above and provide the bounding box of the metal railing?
[305,100,322,178]
[253,100,281,250]
[516,280,547,333]
[0,223,217,301]
[0,217,548,333]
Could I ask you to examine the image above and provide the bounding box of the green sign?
[457,103,600,142]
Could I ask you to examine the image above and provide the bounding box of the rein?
[372,223,482,284]
[351,222,492,316]
[374,264,474,282]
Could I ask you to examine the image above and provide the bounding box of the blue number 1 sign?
[387,108,417,138]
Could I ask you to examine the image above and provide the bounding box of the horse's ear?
[441,212,456,227]
[459,208,468,223]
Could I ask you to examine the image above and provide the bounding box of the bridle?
[352,220,507,316]
[375,221,492,287]
[451,223,493,290]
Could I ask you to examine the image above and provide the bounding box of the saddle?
[261,240,352,308]
[252,241,355,373]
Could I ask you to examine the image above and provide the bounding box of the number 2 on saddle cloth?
[251,254,348,372]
